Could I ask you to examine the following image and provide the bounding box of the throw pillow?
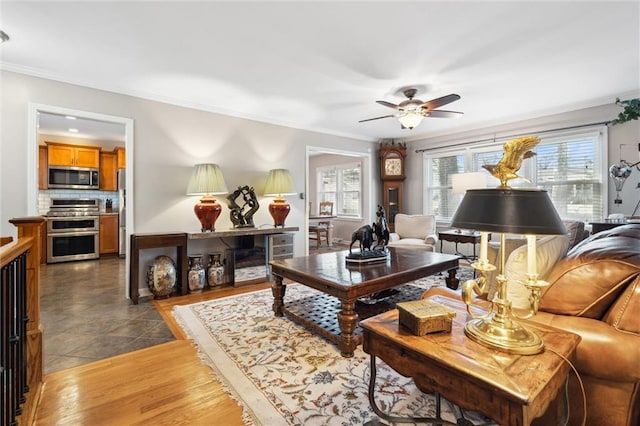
[505,235,570,309]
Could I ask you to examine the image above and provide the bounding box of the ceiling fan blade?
[421,94,461,111]
[376,100,400,110]
[426,110,464,118]
[358,114,396,123]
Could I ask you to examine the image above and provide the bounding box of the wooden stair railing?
[1,217,44,426]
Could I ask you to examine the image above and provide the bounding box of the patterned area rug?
[173,272,494,425]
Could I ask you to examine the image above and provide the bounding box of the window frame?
[422,126,608,223]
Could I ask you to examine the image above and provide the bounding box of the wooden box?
[397,299,457,336]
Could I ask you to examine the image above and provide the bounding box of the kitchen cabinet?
[99,214,119,255]
[38,146,48,189]
[47,142,100,168]
[114,147,126,169]
[99,151,118,191]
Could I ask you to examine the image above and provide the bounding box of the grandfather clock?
[379,142,407,232]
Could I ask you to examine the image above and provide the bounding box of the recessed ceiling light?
[0,31,9,44]
[65,115,77,120]
[69,128,79,133]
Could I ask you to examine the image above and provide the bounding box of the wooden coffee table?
[269,247,459,357]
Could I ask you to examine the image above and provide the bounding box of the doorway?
[28,103,134,294]
[306,146,374,255]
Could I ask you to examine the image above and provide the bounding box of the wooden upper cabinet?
[114,147,126,169]
[47,142,100,168]
[38,146,48,189]
[99,151,118,191]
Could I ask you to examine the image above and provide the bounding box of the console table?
[129,227,298,304]
[129,232,189,304]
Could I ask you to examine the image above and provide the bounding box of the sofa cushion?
[540,224,640,319]
[505,235,569,309]
[602,276,640,333]
[394,214,435,241]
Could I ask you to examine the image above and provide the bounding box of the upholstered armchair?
[387,214,438,252]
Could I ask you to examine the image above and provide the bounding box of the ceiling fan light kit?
[398,112,424,129]
[359,88,463,130]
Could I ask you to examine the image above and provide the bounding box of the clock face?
[385,158,402,176]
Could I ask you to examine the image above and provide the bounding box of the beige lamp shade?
[186,163,228,195]
[264,169,295,197]
[452,172,488,195]
[264,168,295,228]
[186,163,228,232]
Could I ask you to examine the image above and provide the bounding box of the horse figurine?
[349,225,373,254]
[372,205,389,249]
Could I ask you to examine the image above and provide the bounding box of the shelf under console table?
[188,226,298,287]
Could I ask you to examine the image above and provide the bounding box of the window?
[317,162,362,218]
[424,127,606,222]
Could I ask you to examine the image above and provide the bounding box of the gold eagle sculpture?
[482,136,540,188]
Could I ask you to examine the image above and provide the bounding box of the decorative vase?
[146,255,176,299]
[188,254,206,292]
[207,252,225,287]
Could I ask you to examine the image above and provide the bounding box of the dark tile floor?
[40,257,174,375]
[40,242,349,375]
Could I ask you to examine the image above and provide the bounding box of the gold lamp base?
[464,316,543,355]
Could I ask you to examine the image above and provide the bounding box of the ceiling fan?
[359,88,463,129]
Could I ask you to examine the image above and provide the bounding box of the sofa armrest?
[389,233,400,242]
[530,312,640,382]
[425,233,438,245]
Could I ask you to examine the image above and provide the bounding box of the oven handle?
[47,230,99,237]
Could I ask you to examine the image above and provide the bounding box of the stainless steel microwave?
[48,166,99,189]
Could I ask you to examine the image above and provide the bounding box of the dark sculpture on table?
[372,205,390,249]
[347,206,390,266]
[226,185,259,228]
[349,225,374,254]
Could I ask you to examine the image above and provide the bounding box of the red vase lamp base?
[269,199,290,228]
[194,196,222,232]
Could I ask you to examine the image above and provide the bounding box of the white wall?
[405,102,640,217]
[1,71,378,257]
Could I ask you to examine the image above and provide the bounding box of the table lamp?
[451,172,487,232]
[186,163,228,232]
[451,188,567,354]
[264,168,295,227]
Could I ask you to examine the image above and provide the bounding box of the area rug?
[173,273,494,425]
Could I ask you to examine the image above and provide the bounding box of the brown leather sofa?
[422,224,640,425]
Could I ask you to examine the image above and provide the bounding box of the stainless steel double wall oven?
[45,198,100,263]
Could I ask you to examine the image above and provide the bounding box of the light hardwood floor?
[34,283,271,426]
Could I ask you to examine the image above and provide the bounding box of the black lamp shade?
[451,189,567,235]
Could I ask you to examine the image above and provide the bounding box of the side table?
[438,229,483,260]
[438,230,486,289]
[361,296,581,426]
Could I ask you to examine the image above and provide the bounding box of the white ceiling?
[2,1,639,142]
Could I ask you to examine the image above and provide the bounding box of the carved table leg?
[271,274,286,317]
[445,268,459,290]
[337,299,358,357]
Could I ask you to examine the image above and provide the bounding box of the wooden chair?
[309,202,333,249]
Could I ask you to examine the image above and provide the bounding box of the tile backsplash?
[39,190,119,214]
